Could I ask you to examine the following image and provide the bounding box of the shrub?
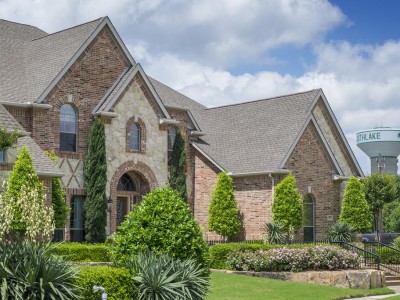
[327,222,356,242]
[391,237,400,250]
[50,243,111,262]
[169,129,187,200]
[209,242,324,270]
[226,246,360,272]
[129,251,209,300]
[208,172,241,238]
[0,241,79,299]
[375,248,400,264]
[111,188,209,268]
[264,222,287,244]
[339,176,372,233]
[76,266,135,300]
[272,174,302,239]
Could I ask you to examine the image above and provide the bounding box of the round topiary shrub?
[111,188,209,268]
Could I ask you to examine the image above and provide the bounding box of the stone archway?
[109,161,158,233]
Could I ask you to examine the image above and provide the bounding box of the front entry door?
[117,196,130,227]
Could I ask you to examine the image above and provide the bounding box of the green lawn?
[206,272,394,300]
[384,296,400,299]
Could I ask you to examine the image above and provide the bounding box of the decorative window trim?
[60,103,78,153]
[125,116,146,153]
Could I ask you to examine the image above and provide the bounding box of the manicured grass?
[384,296,400,299]
[206,272,394,300]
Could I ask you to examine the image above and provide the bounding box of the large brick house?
[0,17,363,242]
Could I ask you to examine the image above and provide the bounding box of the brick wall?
[284,122,341,240]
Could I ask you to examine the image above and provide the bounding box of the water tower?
[357,127,400,174]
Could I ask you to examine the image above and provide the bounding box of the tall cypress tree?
[83,117,107,243]
[208,172,241,238]
[169,130,186,200]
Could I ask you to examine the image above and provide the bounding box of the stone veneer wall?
[284,122,341,240]
[105,76,168,233]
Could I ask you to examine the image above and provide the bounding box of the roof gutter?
[0,101,52,110]
[37,171,64,178]
[227,169,291,178]
[159,118,180,125]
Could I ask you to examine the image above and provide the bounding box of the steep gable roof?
[0,104,26,133]
[191,90,321,174]
[0,17,135,105]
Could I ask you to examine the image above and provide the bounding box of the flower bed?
[227,246,360,272]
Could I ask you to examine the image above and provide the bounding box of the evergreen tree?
[5,146,53,237]
[272,174,303,238]
[45,151,69,228]
[339,176,372,233]
[169,130,186,200]
[83,117,107,243]
[208,172,241,238]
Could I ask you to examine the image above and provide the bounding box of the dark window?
[129,123,140,151]
[303,194,315,242]
[167,126,177,163]
[60,104,77,152]
[70,196,84,242]
[117,173,136,191]
[0,151,4,162]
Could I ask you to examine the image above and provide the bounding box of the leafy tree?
[208,172,241,239]
[272,174,303,239]
[111,188,209,268]
[83,117,107,243]
[6,146,46,233]
[339,176,372,233]
[364,173,397,235]
[46,151,69,228]
[383,175,400,232]
[169,130,186,200]
[0,146,54,240]
[0,128,20,151]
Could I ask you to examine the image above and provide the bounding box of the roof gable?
[94,64,170,119]
[0,104,26,133]
[191,90,320,174]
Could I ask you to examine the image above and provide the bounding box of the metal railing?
[363,241,400,275]
[331,241,380,270]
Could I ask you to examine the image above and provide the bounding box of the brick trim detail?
[125,116,146,153]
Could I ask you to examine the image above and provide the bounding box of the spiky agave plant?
[327,222,356,242]
[129,251,209,300]
[0,241,80,299]
[264,222,287,244]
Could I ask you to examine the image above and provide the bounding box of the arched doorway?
[116,172,150,227]
[303,194,315,242]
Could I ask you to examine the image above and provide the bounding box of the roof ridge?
[31,17,105,42]
[205,89,321,110]
[0,19,46,32]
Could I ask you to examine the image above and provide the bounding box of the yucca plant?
[128,251,209,300]
[0,241,80,299]
[327,222,356,242]
[264,222,287,244]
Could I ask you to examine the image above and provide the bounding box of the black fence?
[363,241,400,275]
[52,229,64,242]
[207,239,330,246]
[331,241,378,270]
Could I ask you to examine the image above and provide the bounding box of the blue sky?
[1,0,399,174]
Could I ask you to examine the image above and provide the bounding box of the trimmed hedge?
[51,243,111,262]
[210,243,330,270]
[76,266,135,300]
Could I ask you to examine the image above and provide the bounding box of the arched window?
[129,123,140,151]
[117,173,136,191]
[303,194,315,242]
[167,126,177,163]
[60,104,77,152]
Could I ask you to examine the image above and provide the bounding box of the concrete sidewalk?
[348,286,400,300]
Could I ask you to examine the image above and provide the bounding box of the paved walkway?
[348,286,400,300]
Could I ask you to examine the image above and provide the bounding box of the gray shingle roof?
[0,104,26,133]
[0,18,104,103]
[17,136,63,177]
[191,90,320,174]
[149,77,206,111]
